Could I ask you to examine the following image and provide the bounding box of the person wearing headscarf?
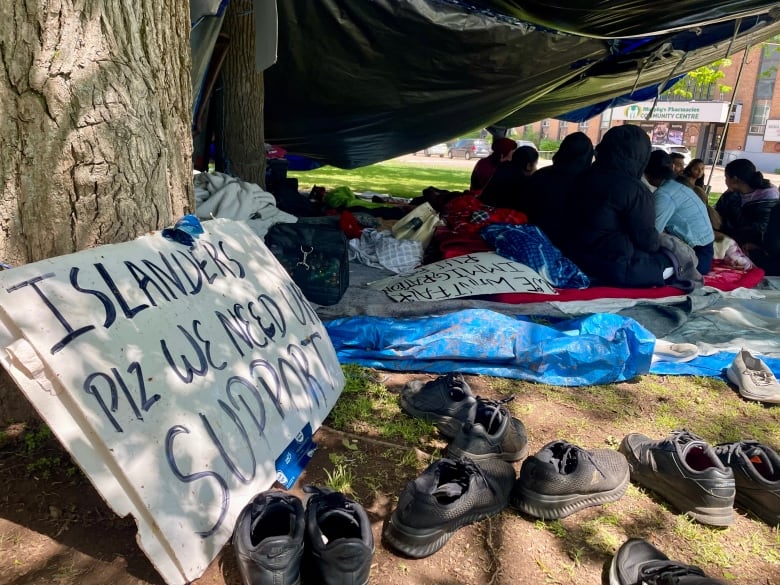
[478,145,539,209]
[715,158,780,274]
[558,125,671,287]
[469,137,517,193]
[522,132,593,247]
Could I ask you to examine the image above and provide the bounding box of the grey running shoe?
[400,373,476,438]
[303,485,374,585]
[726,348,780,403]
[382,457,515,559]
[233,490,304,585]
[715,440,780,526]
[510,440,629,519]
[610,538,727,585]
[446,396,529,462]
[618,430,735,526]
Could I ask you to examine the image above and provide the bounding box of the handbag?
[391,202,441,248]
[265,221,349,306]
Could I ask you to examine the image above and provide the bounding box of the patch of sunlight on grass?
[329,365,438,445]
[289,162,471,198]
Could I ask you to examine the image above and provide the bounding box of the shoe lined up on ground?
[234,490,306,585]
[382,457,515,559]
[400,373,476,438]
[233,487,374,585]
[303,485,374,585]
[510,440,630,519]
[618,430,735,526]
[714,440,780,526]
[610,538,727,585]
[726,348,780,403]
[446,396,529,462]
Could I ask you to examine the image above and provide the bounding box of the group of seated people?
[467,125,780,287]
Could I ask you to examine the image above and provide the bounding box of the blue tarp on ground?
[324,309,655,386]
[324,308,780,386]
[650,351,780,378]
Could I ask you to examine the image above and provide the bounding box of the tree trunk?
[0,0,193,424]
[221,0,266,185]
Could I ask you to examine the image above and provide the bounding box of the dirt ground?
[1,370,779,585]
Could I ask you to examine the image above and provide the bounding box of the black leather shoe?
[715,440,780,526]
[618,430,735,526]
[233,490,305,585]
[304,485,374,585]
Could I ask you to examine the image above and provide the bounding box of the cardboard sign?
[0,219,344,585]
[369,252,557,302]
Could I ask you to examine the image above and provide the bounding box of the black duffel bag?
[265,221,349,306]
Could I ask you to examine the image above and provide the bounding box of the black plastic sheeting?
[262,0,780,169]
[473,0,780,39]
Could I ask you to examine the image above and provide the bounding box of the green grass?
[289,161,471,199]
[328,364,440,448]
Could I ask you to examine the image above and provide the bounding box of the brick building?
[518,44,780,173]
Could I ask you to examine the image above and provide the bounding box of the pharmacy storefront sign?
[611,101,730,123]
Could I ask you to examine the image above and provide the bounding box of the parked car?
[448,138,490,159]
[515,139,538,150]
[652,143,692,166]
[414,143,448,157]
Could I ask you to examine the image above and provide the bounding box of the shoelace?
[433,458,496,499]
[715,440,775,477]
[555,442,605,479]
[474,395,515,431]
[639,561,706,582]
[744,369,778,387]
[669,428,706,446]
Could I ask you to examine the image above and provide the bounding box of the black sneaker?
[400,373,476,438]
[303,486,374,585]
[618,430,735,526]
[233,490,305,585]
[446,396,529,462]
[609,538,727,584]
[382,457,515,559]
[510,440,629,519]
[715,440,780,526]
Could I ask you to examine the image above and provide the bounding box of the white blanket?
[194,171,297,238]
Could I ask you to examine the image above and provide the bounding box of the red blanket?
[487,261,765,304]
[434,230,765,304]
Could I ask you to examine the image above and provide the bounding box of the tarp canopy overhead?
[263,0,780,169]
[471,0,780,38]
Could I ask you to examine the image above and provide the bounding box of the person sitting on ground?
[478,145,539,210]
[559,125,673,288]
[677,158,721,230]
[669,152,686,176]
[715,158,780,275]
[521,131,593,248]
[469,137,517,193]
[644,150,715,274]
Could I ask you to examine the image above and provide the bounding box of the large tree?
[0,1,194,422]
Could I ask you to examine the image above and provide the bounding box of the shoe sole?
[608,553,626,585]
[399,394,463,438]
[446,441,530,463]
[726,366,780,403]
[621,449,734,526]
[510,467,629,520]
[381,503,506,558]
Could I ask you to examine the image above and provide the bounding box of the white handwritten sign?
[0,219,344,585]
[369,252,557,302]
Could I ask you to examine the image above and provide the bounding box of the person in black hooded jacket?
[522,131,594,248]
[558,125,670,287]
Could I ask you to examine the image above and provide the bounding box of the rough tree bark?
[221,0,266,185]
[0,1,193,424]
